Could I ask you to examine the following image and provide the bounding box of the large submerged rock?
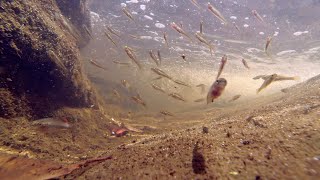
[0,0,98,118]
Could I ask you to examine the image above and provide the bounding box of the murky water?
[82,0,320,116]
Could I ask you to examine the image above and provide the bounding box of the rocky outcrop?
[0,0,98,118]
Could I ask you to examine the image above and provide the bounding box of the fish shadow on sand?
[192,141,206,174]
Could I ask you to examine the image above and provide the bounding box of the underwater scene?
[0,0,319,179]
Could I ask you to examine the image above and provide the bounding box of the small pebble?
[202,126,209,134]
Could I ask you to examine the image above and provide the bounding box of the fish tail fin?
[293,76,300,81]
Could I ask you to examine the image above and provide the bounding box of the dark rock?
[0,0,99,119]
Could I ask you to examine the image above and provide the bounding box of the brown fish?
[196,84,206,94]
[170,22,193,42]
[151,83,166,93]
[121,79,130,89]
[242,58,250,69]
[194,98,205,102]
[207,78,227,104]
[151,68,172,79]
[89,59,107,71]
[190,0,201,9]
[216,55,227,80]
[157,50,162,65]
[207,2,227,24]
[229,95,241,102]
[255,74,300,82]
[107,26,120,38]
[163,32,169,47]
[195,32,214,55]
[172,79,191,87]
[265,36,272,52]
[122,7,134,21]
[113,60,130,66]
[200,20,204,34]
[233,22,240,32]
[160,110,174,116]
[131,94,147,107]
[112,89,121,99]
[149,50,160,66]
[83,25,93,39]
[104,31,118,47]
[257,74,277,94]
[168,93,187,102]
[124,46,142,69]
[252,10,264,23]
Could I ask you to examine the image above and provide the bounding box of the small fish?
[233,22,240,32]
[181,54,186,61]
[170,22,193,42]
[124,46,142,69]
[89,59,107,71]
[83,25,93,39]
[207,2,227,24]
[254,75,299,82]
[122,7,134,21]
[152,76,163,80]
[257,74,277,94]
[151,83,166,93]
[196,84,206,94]
[107,26,120,37]
[160,110,174,116]
[253,75,268,80]
[151,68,172,79]
[32,118,70,128]
[194,98,205,102]
[207,78,227,104]
[274,75,300,81]
[121,79,130,89]
[265,36,272,52]
[173,79,191,87]
[229,95,241,102]
[252,10,264,23]
[216,55,227,80]
[112,89,121,99]
[128,34,141,39]
[190,0,201,9]
[149,50,160,66]
[179,22,183,28]
[131,94,147,107]
[157,50,162,65]
[242,58,250,69]
[168,93,187,102]
[111,127,129,137]
[104,31,118,47]
[113,60,130,66]
[163,32,169,47]
[200,20,204,34]
[195,32,214,55]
